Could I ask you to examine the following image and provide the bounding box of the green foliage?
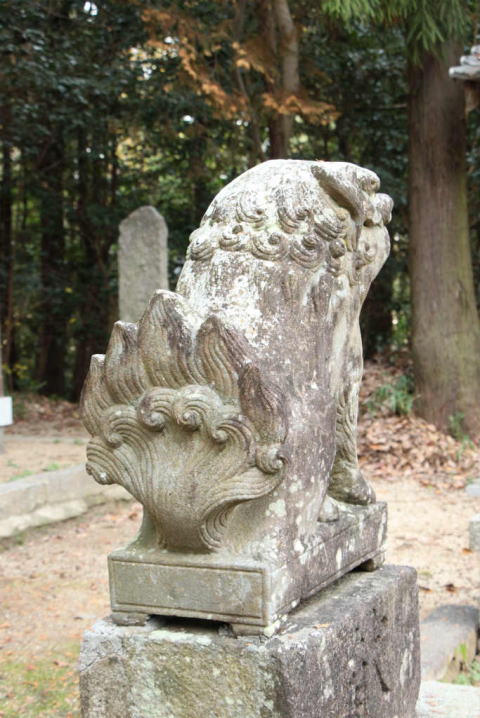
[11,395,28,421]
[453,643,480,686]
[0,531,26,550]
[448,413,475,454]
[458,642,469,663]
[0,0,401,394]
[321,0,469,57]
[0,647,79,717]
[6,459,36,481]
[8,469,34,481]
[449,412,467,441]
[319,0,380,22]
[400,0,467,57]
[42,462,61,472]
[367,373,415,416]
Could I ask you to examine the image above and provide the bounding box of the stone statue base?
[79,565,420,718]
[108,502,386,635]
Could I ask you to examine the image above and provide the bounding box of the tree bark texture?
[408,42,480,438]
[261,0,299,158]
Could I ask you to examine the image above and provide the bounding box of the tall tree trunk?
[261,0,299,159]
[272,0,299,152]
[408,42,480,439]
[71,128,112,399]
[36,132,67,395]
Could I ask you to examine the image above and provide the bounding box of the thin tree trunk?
[408,42,480,438]
[35,1,75,396]
[72,128,109,399]
[72,127,93,399]
[233,0,264,164]
[71,129,120,400]
[0,111,7,400]
[272,0,299,152]
[0,110,15,381]
[261,0,299,159]
[36,132,67,395]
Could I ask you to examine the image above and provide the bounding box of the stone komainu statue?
[81,160,392,635]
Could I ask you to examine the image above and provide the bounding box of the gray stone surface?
[466,480,480,497]
[118,206,168,323]
[449,45,480,83]
[420,604,479,681]
[470,514,480,551]
[0,464,131,538]
[82,160,393,632]
[417,681,480,718]
[80,565,420,718]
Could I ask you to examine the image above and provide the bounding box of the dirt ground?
[4,394,87,438]
[0,436,87,484]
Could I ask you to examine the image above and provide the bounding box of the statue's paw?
[328,469,376,506]
[318,495,340,522]
[348,478,376,505]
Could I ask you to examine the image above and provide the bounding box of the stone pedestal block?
[108,502,386,635]
[79,565,420,718]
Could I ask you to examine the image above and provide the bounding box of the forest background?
[1,0,479,439]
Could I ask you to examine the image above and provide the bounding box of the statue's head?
[185,160,392,296]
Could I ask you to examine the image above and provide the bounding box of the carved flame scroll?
[81,291,287,552]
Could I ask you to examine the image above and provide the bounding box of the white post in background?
[0,326,13,453]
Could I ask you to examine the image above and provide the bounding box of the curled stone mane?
[187,160,392,283]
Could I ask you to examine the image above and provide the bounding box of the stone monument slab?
[118,206,169,322]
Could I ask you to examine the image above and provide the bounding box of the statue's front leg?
[328,337,375,505]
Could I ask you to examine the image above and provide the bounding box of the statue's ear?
[311,162,383,228]
[311,163,365,224]
[374,193,394,225]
